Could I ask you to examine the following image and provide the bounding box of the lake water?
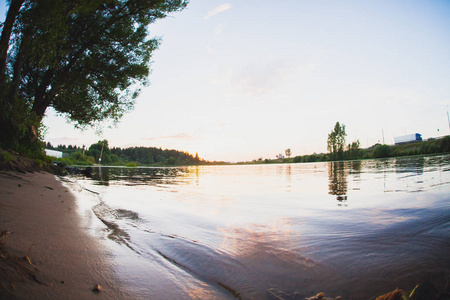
[64,155,450,299]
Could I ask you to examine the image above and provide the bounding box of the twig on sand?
[0,230,11,241]
[24,243,38,270]
[267,288,286,300]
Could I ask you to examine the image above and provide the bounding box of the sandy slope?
[0,171,132,299]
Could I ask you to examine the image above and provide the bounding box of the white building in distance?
[45,149,63,158]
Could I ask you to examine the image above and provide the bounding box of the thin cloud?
[215,22,226,35]
[225,60,318,97]
[142,133,192,141]
[47,137,81,144]
[204,3,232,20]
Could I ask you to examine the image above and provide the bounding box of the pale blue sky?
[2,1,450,162]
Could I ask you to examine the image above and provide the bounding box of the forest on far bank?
[45,140,214,166]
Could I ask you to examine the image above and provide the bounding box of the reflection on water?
[328,161,348,203]
[328,161,364,205]
[395,156,425,175]
[92,166,192,187]
[68,155,450,299]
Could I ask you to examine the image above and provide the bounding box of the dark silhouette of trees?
[110,146,202,165]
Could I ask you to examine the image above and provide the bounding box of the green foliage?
[293,156,302,163]
[383,137,450,158]
[46,140,204,166]
[1,151,16,163]
[166,157,176,165]
[111,146,202,165]
[110,154,119,163]
[0,0,188,153]
[372,144,392,158]
[55,157,77,166]
[345,140,362,160]
[70,151,95,165]
[1,148,55,172]
[327,122,346,160]
[0,98,44,156]
[290,136,450,165]
[87,140,111,164]
[368,138,450,159]
[292,153,328,163]
[440,136,450,152]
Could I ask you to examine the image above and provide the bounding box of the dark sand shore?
[0,171,132,299]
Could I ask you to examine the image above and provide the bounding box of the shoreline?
[0,171,131,299]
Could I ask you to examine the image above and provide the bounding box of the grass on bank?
[0,149,56,173]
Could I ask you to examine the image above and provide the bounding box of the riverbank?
[0,170,131,299]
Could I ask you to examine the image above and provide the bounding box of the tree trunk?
[31,68,55,118]
[7,34,29,105]
[32,98,51,118]
[0,0,25,105]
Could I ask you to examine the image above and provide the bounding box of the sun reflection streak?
[217,217,315,268]
[186,282,217,300]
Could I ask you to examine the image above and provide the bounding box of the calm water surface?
[65,155,450,299]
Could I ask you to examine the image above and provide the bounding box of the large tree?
[0,0,187,152]
[327,122,346,160]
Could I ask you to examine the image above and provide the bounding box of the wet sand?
[0,171,131,299]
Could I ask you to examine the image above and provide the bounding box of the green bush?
[166,157,176,165]
[429,143,440,153]
[372,144,392,158]
[110,154,119,163]
[1,151,16,163]
[304,155,317,162]
[56,157,75,165]
[440,136,450,152]
[69,151,94,165]
[0,98,46,158]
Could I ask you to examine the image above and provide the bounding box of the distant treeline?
[46,140,208,166]
[110,146,202,165]
[260,136,450,164]
[47,136,450,167]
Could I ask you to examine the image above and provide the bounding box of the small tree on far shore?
[346,140,361,159]
[327,122,346,160]
[285,148,291,158]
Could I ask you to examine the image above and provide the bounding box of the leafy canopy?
[327,122,347,160]
[0,0,188,151]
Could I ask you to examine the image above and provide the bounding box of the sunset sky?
[2,1,450,162]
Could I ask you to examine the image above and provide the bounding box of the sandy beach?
[0,170,131,299]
